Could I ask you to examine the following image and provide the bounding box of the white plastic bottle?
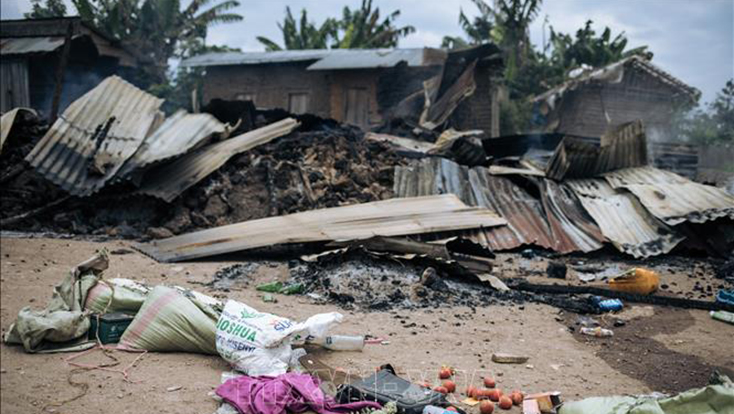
[580,327,614,337]
[310,335,365,351]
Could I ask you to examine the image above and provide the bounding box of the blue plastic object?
[715,290,734,306]
[589,296,624,312]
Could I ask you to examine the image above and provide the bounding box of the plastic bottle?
[580,327,614,337]
[710,310,734,325]
[423,406,454,414]
[589,296,623,312]
[309,335,365,351]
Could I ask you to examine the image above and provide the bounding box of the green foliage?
[259,0,414,50]
[679,79,734,145]
[331,0,415,49]
[70,0,243,84]
[446,0,653,134]
[25,0,67,18]
[257,7,336,51]
[442,0,493,49]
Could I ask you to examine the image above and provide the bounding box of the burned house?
[532,56,701,177]
[183,45,503,134]
[0,17,137,118]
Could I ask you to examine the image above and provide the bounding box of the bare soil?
[1,237,732,414]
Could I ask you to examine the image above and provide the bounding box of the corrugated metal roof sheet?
[25,75,163,196]
[181,50,331,67]
[545,120,647,180]
[118,110,226,178]
[394,157,604,253]
[307,48,426,70]
[0,36,65,55]
[0,107,36,154]
[138,117,300,202]
[135,194,507,262]
[539,180,605,253]
[181,48,440,70]
[567,178,684,258]
[603,166,734,225]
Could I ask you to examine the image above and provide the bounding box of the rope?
[43,279,147,412]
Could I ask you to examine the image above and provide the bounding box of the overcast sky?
[3,0,732,104]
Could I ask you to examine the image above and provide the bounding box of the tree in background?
[441,0,494,50]
[71,0,242,85]
[677,79,734,145]
[330,0,415,49]
[24,0,67,18]
[258,0,414,50]
[257,7,336,51]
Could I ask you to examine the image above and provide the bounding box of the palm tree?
[442,0,494,50]
[257,7,337,51]
[71,0,243,83]
[258,0,414,51]
[331,0,415,49]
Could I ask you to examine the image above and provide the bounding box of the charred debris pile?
[2,75,734,315]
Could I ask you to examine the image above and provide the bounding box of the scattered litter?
[491,353,529,364]
[216,299,342,376]
[166,385,182,392]
[710,310,734,325]
[579,327,614,337]
[608,268,660,295]
[589,296,624,312]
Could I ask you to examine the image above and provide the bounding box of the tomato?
[479,400,495,414]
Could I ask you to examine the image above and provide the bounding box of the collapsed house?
[1,72,732,260]
[183,45,503,135]
[532,56,702,178]
[0,17,138,118]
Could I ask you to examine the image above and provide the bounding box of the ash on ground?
[207,262,262,291]
[288,251,522,311]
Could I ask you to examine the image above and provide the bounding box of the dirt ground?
[1,236,733,414]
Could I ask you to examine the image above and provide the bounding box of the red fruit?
[479,400,495,414]
[438,367,452,379]
[446,407,457,412]
[510,391,523,405]
[442,380,456,393]
[483,376,496,388]
[488,389,502,402]
[466,385,478,397]
[434,386,448,395]
[498,396,512,410]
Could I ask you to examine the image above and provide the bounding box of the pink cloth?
[216,373,381,414]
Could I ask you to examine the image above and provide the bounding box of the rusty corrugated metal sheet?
[394,157,603,253]
[539,180,605,253]
[545,120,647,180]
[138,117,300,202]
[135,194,507,262]
[118,110,226,178]
[567,178,684,258]
[603,166,734,225]
[25,75,163,196]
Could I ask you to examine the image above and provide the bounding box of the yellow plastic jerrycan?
[608,268,659,295]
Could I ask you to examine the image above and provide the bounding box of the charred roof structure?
[0,17,138,118]
[183,45,503,135]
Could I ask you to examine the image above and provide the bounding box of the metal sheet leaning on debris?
[135,194,508,262]
[137,117,300,202]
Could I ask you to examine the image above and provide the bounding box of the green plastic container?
[88,312,135,344]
